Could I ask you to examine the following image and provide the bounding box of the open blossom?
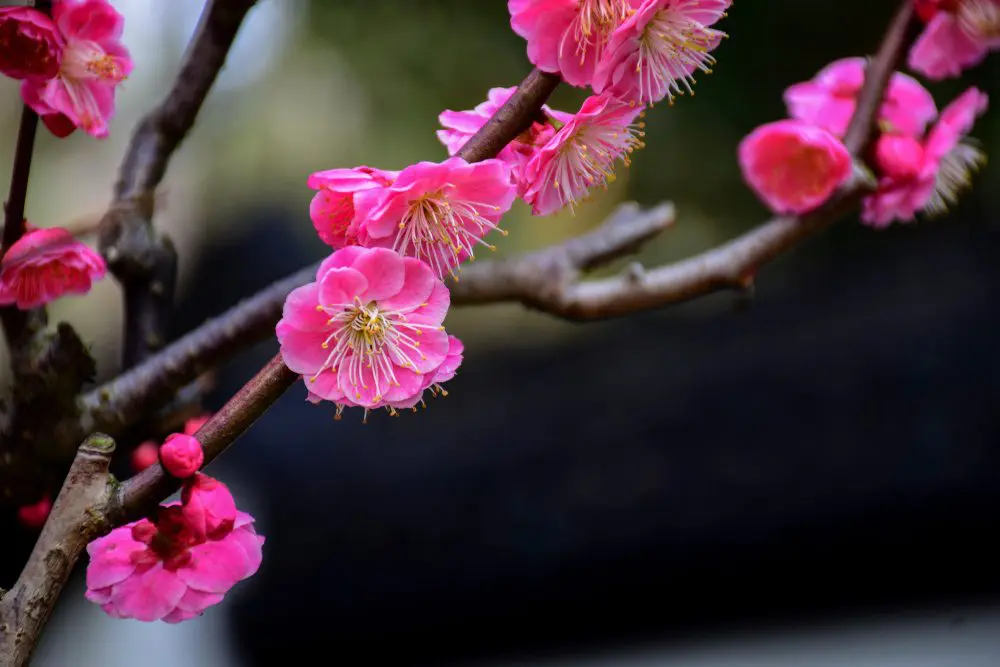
[0,6,63,80]
[437,86,573,190]
[20,0,132,138]
[908,0,1000,79]
[277,247,456,418]
[593,0,730,106]
[738,120,853,215]
[353,158,515,279]
[521,93,644,216]
[862,87,988,227]
[308,167,399,249]
[784,57,937,137]
[85,502,263,623]
[508,0,641,87]
[0,226,106,310]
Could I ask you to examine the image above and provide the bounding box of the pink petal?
[318,267,369,307]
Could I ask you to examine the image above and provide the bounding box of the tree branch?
[0,434,116,667]
[98,0,258,368]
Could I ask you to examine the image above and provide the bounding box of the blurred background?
[3,0,1000,664]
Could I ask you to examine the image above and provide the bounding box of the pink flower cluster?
[909,0,1000,79]
[0,226,107,310]
[0,0,132,138]
[85,468,263,623]
[738,57,988,225]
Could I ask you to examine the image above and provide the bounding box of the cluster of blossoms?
[85,432,264,623]
[739,26,989,225]
[0,0,132,138]
[281,0,732,418]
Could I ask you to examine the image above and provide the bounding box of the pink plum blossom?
[784,57,937,137]
[508,0,642,87]
[308,167,399,249]
[521,94,644,216]
[353,158,515,279]
[0,226,106,310]
[908,0,1000,80]
[437,86,574,192]
[593,0,731,106]
[131,442,159,473]
[20,0,132,138]
[0,6,63,80]
[738,119,853,215]
[862,87,988,227]
[85,505,263,623]
[159,433,204,479]
[277,247,456,418]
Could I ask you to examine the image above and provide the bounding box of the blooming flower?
[308,167,399,249]
[159,433,204,479]
[908,0,1000,79]
[0,6,63,80]
[20,0,132,138]
[593,0,730,106]
[783,57,938,138]
[521,93,644,216]
[85,503,263,623]
[0,226,106,310]
[277,247,455,418]
[738,119,853,215]
[353,158,515,279]
[862,87,988,227]
[508,0,642,87]
[437,86,573,191]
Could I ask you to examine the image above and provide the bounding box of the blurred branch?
[98,0,258,368]
[0,434,116,667]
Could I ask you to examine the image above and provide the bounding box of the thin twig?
[0,434,116,667]
[98,0,258,367]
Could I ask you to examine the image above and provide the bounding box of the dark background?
[5,1,1000,664]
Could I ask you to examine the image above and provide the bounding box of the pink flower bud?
[181,473,237,541]
[131,441,160,473]
[17,495,52,529]
[738,119,853,215]
[183,413,212,436]
[0,6,63,80]
[874,134,925,181]
[159,433,204,479]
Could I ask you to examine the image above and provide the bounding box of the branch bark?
[98,0,258,367]
[0,434,116,667]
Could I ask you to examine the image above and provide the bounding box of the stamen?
[925,140,986,216]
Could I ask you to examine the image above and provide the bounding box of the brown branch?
[0,434,116,667]
[98,0,258,368]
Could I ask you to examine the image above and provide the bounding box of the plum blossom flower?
[908,0,1000,79]
[182,473,238,542]
[784,57,937,138]
[0,226,107,310]
[353,158,515,279]
[593,0,731,106]
[437,86,574,191]
[508,0,642,87]
[85,503,263,623]
[738,120,853,215]
[20,0,132,138]
[277,247,456,418]
[862,87,988,227]
[0,6,63,80]
[308,167,399,249]
[160,433,204,479]
[521,93,645,216]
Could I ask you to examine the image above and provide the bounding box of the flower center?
[637,7,725,104]
[552,112,645,211]
[926,140,986,215]
[395,190,503,279]
[62,41,126,82]
[959,0,1000,39]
